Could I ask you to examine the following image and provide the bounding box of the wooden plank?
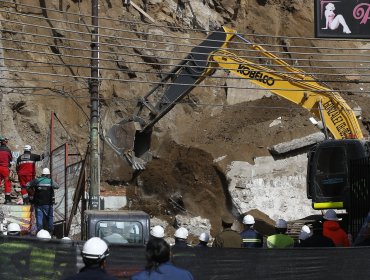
[130,1,155,23]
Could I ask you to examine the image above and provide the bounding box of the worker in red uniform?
[0,137,13,204]
[322,209,350,247]
[16,145,43,204]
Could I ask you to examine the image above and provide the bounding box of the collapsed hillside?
[1,0,370,236]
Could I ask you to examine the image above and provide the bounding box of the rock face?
[1,0,370,234]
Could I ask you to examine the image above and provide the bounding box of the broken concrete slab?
[102,196,127,210]
[269,132,326,155]
[226,155,320,222]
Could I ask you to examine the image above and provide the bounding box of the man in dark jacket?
[63,237,117,280]
[212,215,242,248]
[132,238,194,280]
[26,167,59,234]
[172,227,191,248]
[196,232,210,248]
[240,214,263,248]
[300,221,335,247]
[16,145,43,204]
[0,137,13,204]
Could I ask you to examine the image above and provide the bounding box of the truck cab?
[83,210,150,246]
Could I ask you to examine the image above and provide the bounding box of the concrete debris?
[213,155,227,163]
[353,106,362,118]
[269,132,326,155]
[269,117,282,127]
[150,217,169,229]
[226,155,319,222]
[175,214,212,237]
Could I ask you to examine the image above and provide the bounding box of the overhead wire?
[1,60,370,86]
[1,15,370,58]
[1,74,369,96]
[0,84,361,114]
[0,2,369,103]
[1,0,370,43]
[1,40,370,81]
[1,30,370,70]
[1,1,370,54]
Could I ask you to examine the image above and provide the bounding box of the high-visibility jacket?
[16,152,42,176]
[240,228,263,248]
[0,145,12,168]
[267,233,294,248]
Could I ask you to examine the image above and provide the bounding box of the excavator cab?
[307,139,370,210]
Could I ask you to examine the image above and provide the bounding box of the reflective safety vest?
[240,228,263,248]
[267,234,294,248]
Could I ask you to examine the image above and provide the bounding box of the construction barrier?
[0,237,370,280]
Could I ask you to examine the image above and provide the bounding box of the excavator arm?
[105,27,363,170]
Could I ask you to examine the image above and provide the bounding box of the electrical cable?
[2,43,370,81]
[1,75,369,97]
[1,7,370,56]
[1,61,370,86]
[3,68,370,90]
[1,33,370,70]
[0,84,367,114]
[1,18,370,61]
[1,3,369,101]
[2,0,370,43]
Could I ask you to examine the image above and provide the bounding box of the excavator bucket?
[104,119,147,170]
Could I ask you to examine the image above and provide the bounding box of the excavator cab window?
[315,146,347,197]
[308,143,349,209]
[97,220,144,245]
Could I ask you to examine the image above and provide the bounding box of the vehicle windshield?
[315,146,347,198]
[97,220,143,245]
[316,146,346,174]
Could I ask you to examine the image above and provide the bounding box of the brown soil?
[2,0,370,238]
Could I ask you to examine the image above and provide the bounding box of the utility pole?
[89,0,100,210]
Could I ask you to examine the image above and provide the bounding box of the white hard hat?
[199,232,210,242]
[243,214,255,225]
[42,168,50,175]
[24,145,32,152]
[174,227,188,239]
[323,209,341,221]
[299,225,312,240]
[82,237,109,260]
[150,225,164,238]
[276,219,288,229]
[7,223,21,235]
[62,237,71,241]
[36,229,51,240]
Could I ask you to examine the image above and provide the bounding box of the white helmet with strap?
[82,237,110,261]
[24,145,32,152]
[7,223,21,235]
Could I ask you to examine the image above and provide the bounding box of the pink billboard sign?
[315,0,370,38]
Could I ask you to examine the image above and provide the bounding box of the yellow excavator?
[105,27,368,211]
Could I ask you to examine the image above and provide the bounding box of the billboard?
[315,0,370,38]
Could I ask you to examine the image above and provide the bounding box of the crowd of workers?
[167,210,366,249]
[61,209,369,280]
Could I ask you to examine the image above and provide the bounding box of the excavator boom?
[211,49,363,139]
